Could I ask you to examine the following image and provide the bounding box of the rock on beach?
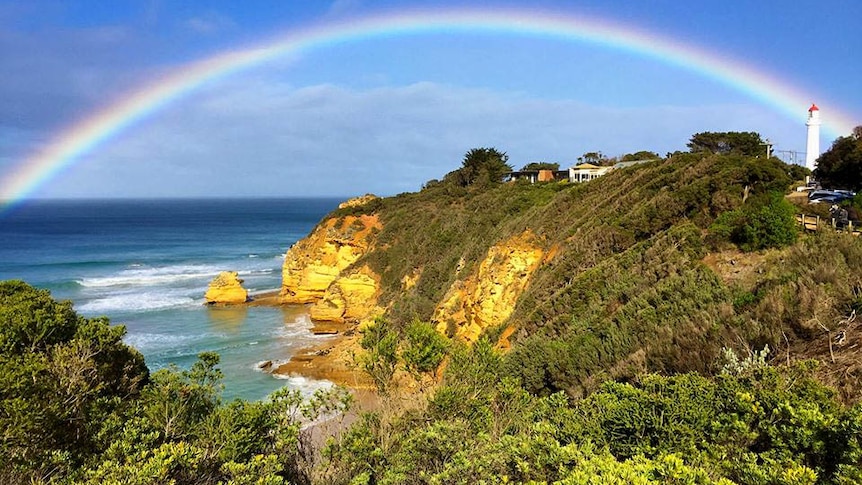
[205,271,249,305]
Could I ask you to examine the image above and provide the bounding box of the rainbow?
[1,7,858,210]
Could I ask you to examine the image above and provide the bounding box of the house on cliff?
[568,163,612,183]
[506,159,657,184]
[569,159,656,183]
[505,169,569,183]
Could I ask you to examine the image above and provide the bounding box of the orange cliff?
[274,201,551,387]
[433,231,545,343]
[280,199,383,323]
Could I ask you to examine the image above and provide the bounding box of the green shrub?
[0,281,148,478]
[358,318,399,393]
[401,320,449,375]
[709,192,798,251]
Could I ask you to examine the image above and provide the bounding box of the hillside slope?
[280,152,862,400]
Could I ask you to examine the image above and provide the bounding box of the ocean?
[0,198,343,401]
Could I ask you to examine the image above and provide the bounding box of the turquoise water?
[0,198,343,401]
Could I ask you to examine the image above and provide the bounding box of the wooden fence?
[796,214,861,237]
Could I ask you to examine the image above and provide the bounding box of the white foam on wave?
[271,373,334,394]
[79,292,197,313]
[241,268,275,276]
[124,332,199,351]
[248,254,259,258]
[78,264,221,288]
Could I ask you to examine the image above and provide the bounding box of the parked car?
[810,195,845,204]
[808,190,853,203]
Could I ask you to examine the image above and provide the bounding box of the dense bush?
[0,280,148,480]
[0,281,352,484]
[708,192,798,251]
[358,318,399,393]
[326,341,862,485]
[401,320,449,375]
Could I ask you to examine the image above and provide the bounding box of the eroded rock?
[280,214,381,304]
[205,271,249,305]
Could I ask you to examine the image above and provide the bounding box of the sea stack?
[805,103,821,171]
[205,271,249,305]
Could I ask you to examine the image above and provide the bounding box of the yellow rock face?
[205,271,248,305]
[434,231,544,343]
[310,265,380,323]
[281,214,381,306]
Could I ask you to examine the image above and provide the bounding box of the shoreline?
[238,289,374,391]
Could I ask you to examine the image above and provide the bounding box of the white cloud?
[35,78,802,199]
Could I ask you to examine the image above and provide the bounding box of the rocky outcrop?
[310,265,381,323]
[280,213,382,316]
[205,271,249,305]
[338,194,378,209]
[433,231,544,343]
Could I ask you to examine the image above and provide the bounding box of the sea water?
[0,198,343,401]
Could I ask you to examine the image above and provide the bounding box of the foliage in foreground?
[328,340,862,485]
[0,281,352,485]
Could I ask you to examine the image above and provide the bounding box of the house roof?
[572,163,602,169]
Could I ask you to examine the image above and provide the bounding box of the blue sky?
[0,0,859,198]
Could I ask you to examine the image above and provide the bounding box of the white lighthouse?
[805,103,821,171]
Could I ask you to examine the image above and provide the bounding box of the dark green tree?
[451,147,512,187]
[813,126,862,190]
[521,162,560,171]
[620,150,660,161]
[787,163,812,183]
[688,131,765,157]
[0,281,148,480]
[577,151,608,165]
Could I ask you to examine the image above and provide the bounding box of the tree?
[447,147,512,187]
[358,318,399,393]
[687,131,765,157]
[577,151,609,165]
[620,150,659,162]
[813,126,862,190]
[0,281,148,479]
[521,162,560,171]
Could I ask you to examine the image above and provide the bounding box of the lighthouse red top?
[809,103,819,112]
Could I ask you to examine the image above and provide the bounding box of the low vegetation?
[332,143,861,399]
[325,341,862,484]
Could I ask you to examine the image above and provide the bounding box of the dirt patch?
[702,250,769,289]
